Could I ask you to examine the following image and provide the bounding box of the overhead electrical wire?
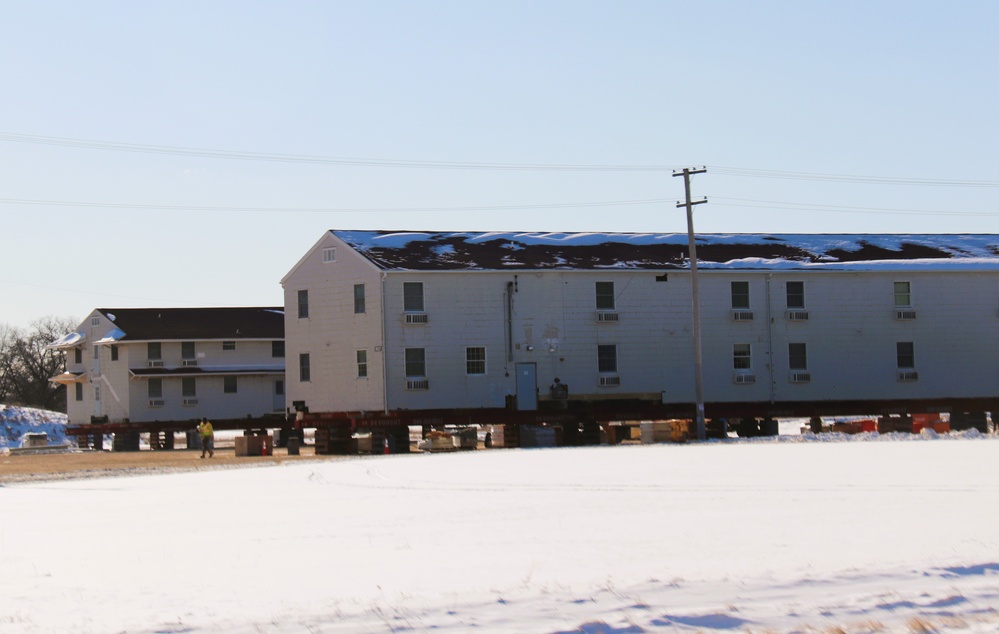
[0,132,673,172]
[708,166,999,188]
[710,196,999,217]
[0,196,672,213]
[2,132,997,187]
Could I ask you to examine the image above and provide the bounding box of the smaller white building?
[48,307,285,425]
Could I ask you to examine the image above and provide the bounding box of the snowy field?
[3,429,999,633]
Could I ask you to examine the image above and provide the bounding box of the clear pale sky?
[2,1,997,329]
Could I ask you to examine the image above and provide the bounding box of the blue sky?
[2,1,997,328]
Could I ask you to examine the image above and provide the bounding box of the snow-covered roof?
[45,331,86,350]
[330,230,999,271]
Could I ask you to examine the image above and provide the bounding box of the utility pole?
[673,167,707,440]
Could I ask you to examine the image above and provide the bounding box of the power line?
[0,132,675,172]
[3,130,995,187]
[0,196,671,213]
[709,166,999,188]
[710,196,999,217]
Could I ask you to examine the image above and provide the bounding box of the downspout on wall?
[381,271,389,415]
[766,274,775,404]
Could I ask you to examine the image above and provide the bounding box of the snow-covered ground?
[0,405,70,450]
[3,421,999,633]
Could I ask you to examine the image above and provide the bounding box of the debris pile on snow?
[0,405,71,451]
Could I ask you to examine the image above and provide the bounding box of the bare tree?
[0,317,78,412]
[0,323,15,404]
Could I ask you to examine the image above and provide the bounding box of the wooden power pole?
[673,167,707,440]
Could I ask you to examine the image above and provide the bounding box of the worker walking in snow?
[198,417,214,458]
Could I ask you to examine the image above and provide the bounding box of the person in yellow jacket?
[198,417,214,458]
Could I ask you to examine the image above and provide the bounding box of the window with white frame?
[731,282,750,309]
[595,282,615,310]
[733,343,752,370]
[148,378,163,399]
[788,343,808,370]
[182,341,195,360]
[224,376,238,394]
[223,341,236,351]
[356,350,368,378]
[298,289,310,319]
[894,281,911,307]
[597,344,618,373]
[322,247,337,263]
[403,282,424,312]
[466,347,486,375]
[354,284,366,314]
[299,353,311,382]
[786,281,805,309]
[148,342,161,361]
[405,348,426,377]
[182,377,196,398]
[74,348,82,364]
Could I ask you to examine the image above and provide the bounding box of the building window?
[91,317,100,327]
[298,289,310,319]
[299,353,311,382]
[93,345,99,360]
[731,282,750,309]
[95,385,100,402]
[894,282,911,307]
[357,350,368,378]
[733,343,752,370]
[148,342,161,361]
[182,341,196,360]
[275,380,284,396]
[354,284,366,314]
[403,282,424,312]
[595,282,615,310]
[466,347,486,375]
[405,348,426,377]
[223,341,236,351]
[322,247,337,263]
[74,348,82,364]
[788,343,808,370]
[597,344,617,373]
[75,383,83,401]
[110,345,119,361]
[182,377,197,398]
[272,340,285,358]
[148,378,162,399]
[786,281,805,309]
[897,342,915,369]
[224,376,238,394]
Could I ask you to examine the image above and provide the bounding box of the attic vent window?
[322,247,337,263]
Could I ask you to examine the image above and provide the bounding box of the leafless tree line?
[0,317,78,412]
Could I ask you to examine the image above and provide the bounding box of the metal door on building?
[515,363,537,410]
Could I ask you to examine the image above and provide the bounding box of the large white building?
[281,231,999,420]
[49,307,285,425]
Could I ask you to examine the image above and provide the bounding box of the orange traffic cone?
[383,437,390,455]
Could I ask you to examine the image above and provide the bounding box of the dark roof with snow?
[96,307,284,341]
[330,231,999,271]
